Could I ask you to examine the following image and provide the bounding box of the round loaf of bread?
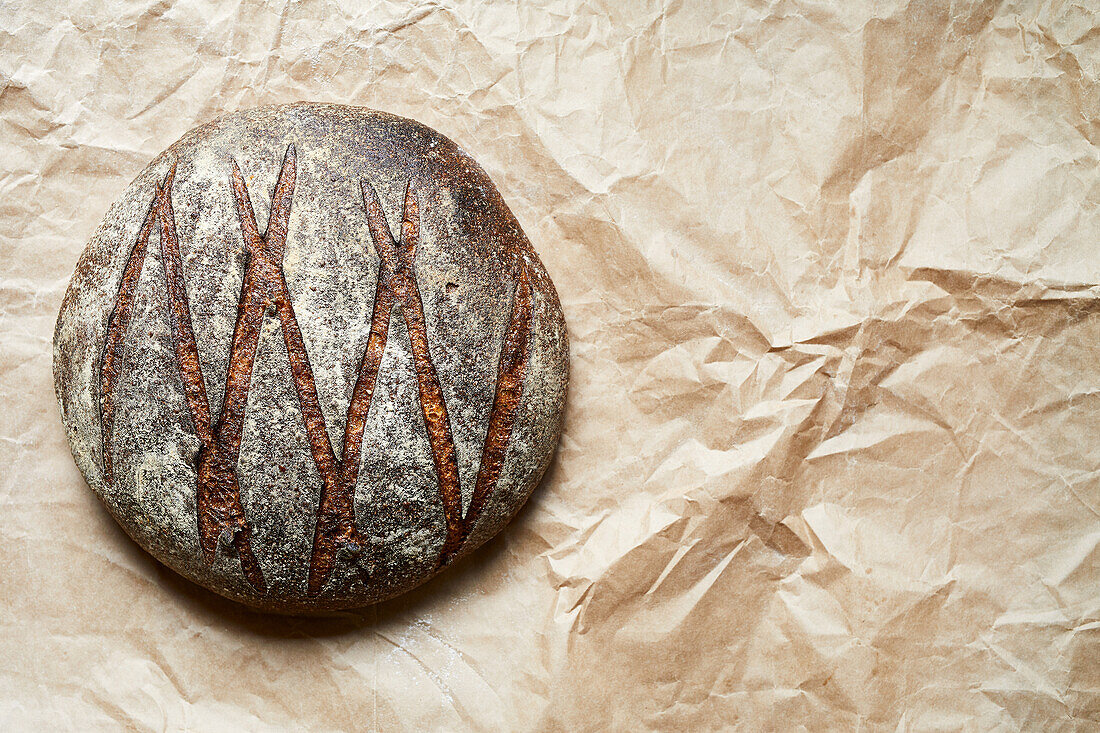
[53,103,568,613]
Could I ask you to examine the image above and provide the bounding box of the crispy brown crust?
[443,264,533,565]
[363,181,464,564]
[228,147,370,596]
[158,163,266,592]
[93,115,556,606]
[100,197,158,486]
[361,180,535,569]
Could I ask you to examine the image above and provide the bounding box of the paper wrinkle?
[3,0,1100,729]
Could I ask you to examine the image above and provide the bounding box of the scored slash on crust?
[360,179,535,569]
[99,145,535,598]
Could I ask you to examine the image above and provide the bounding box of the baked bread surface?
[53,103,568,612]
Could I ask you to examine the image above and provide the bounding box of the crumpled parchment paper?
[2,1,1098,730]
